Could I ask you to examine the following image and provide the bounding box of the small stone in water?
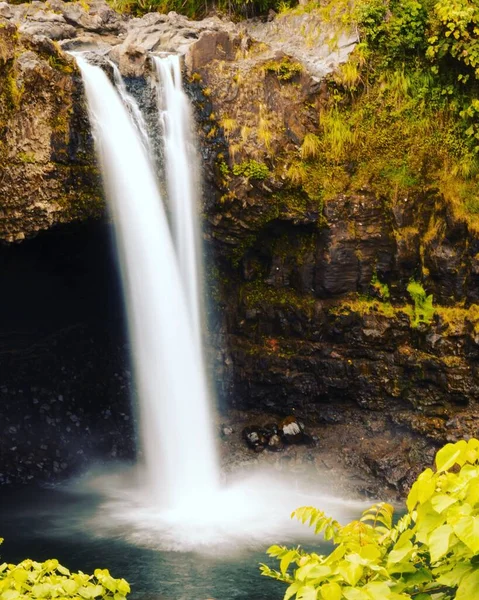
[267,434,284,452]
[242,426,267,451]
[279,416,305,443]
[262,422,279,436]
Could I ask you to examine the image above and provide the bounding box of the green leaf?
[359,545,381,563]
[62,580,78,595]
[387,541,413,565]
[285,582,301,600]
[343,588,368,600]
[363,582,391,599]
[428,523,453,562]
[300,565,332,581]
[57,564,71,576]
[281,550,298,575]
[435,441,467,472]
[117,580,130,595]
[436,562,473,587]
[297,585,318,600]
[1,592,20,600]
[91,585,104,597]
[338,561,363,586]
[268,545,286,557]
[453,516,479,553]
[430,494,457,513]
[320,582,342,600]
[456,569,479,600]
[12,568,28,585]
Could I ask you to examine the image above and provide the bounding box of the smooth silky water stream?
[0,54,367,598]
[75,54,219,511]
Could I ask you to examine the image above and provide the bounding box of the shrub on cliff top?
[0,545,131,600]
[262,438,479,600]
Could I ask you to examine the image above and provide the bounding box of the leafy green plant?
[0,542,131,600]
[371,272,390,301]
[301,134,322,160]
[107,0,282,19]
[407,280,435,326]
[264,58,303,82]
[262,438,479,600]
[233,159,270,180]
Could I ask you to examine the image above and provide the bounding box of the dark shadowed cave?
[0,221,135,485]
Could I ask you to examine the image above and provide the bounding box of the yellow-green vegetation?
[16,152,36,164]
[5,72,23,110]
[300,134,322,161]
[47,54,74,74]
[219,116,238,138]
[280,0,479,231]
[329,295,399,320]
[240,281,316,313]
[0,539,130,599]
[262,438,479,600]
[106,0,279,17]
[232,159,270,180]
[407,280,435,327]
[328,291,479,332]
[370,272,390,301]
[263,57,303,82]
[435,304,479,334]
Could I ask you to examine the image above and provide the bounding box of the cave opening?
[0,219,135,485]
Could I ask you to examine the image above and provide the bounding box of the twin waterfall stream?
[74,52,357,551]
[76,54,219,510]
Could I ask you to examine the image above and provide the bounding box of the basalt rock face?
[0,13,105,241]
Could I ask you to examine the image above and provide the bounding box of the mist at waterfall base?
[40,53,369,570]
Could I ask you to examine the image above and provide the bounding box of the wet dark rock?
[365,453,411,490]
[262,422,279,436]
[266,433,284,452]
[242,426,268,452]
[279,416,305,444]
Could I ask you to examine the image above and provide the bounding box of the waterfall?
[153,55,203,347]
[75,55,219,509]
[109,60,152,156]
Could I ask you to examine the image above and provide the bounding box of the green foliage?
[16,152,36,164]
[285,0,479,228]
[407,280,435,326]
[217,158,230,177]
[319,108,356,164]
[262,439,479,600]
[301,134,322,160]
[353,0,479,155]
[233,159,270,180]
[264,58,303,82]
[106,0,281,19]
[371,273,390,301]
[0,540,130,600]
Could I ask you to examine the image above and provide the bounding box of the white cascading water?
[153,55,203,346]
[70,53,366,551]
[109,60,152,155]
[75,55,219,509]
